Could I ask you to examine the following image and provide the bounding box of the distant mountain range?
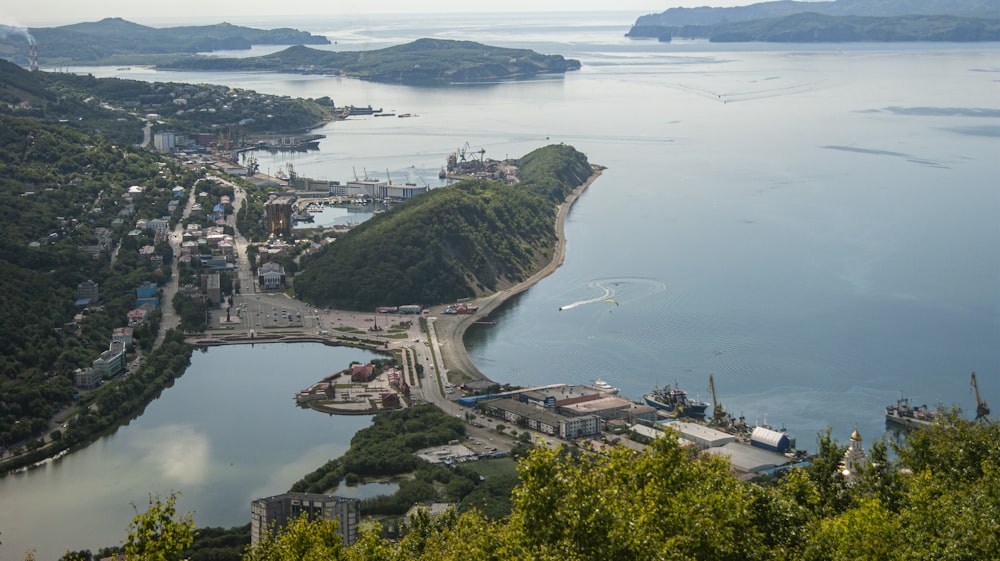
[0,17,329,66]
[627,0,1000,41]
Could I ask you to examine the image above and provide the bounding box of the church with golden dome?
[840,428,868,479]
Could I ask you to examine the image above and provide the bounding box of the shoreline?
[178,164,604,388]
[431,165,604,385]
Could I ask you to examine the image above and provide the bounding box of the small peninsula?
[158,38,582,84]
[294,144,596,310]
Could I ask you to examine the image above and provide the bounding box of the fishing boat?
[885,397,937,428]
[644,382,709,417]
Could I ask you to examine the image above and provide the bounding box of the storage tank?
[750,426,790,453]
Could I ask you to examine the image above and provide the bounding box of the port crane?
[708,374,727,422]
[971,371,990,420]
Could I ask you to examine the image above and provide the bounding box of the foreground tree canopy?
[117,412,997,561]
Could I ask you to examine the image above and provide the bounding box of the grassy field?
[464,456,519,479]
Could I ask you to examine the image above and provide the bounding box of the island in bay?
[158,39,582,84]
[0,18,581,84]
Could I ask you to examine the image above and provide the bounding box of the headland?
[429,165,604,384]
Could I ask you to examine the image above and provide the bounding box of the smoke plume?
[0,24,35,45]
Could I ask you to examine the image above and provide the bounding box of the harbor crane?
[971,371,990,420]
[708,374,727,422]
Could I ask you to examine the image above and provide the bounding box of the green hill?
[0,58,56,107]
[0,18,329,66]
[159,38,582,84]
[636,12,1000,42]
[627,0,1000,41]
[293,144,594,310]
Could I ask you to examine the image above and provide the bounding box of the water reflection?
[0,343,378,561]
[335,479,400,500]
[133,425,211,486]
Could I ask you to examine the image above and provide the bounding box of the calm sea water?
[5,11,999,559]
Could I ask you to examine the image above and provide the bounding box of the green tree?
[243,515,346,561]
[123,491,195,561]
[509,437,768,561]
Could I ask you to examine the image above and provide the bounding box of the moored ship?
[885,397,937,428]
[644,382,709,417]
[591,378,620,395]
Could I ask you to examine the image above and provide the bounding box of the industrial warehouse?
[458,382,809,478]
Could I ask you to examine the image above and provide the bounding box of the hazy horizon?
[2,0,768,28]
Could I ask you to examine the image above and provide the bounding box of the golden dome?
[851,429,862,442]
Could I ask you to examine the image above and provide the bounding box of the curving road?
[426,167,603,385]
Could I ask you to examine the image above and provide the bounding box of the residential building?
[559,414,601,440]
[204,273,221,305]
[77,279,99,306]
[92,341,128,380]
[136,281,159,308]
[147,218,170,231]
[250,493,360,547]
[112,327,134,347]
[127,307,150,327]
[479,398,562,436]
[153,131,176,152]
[74,367,102,389]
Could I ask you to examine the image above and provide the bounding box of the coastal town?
[0,140,824,484]
[4,121,988,496]
[170,156,818,481]
[1,9,997,559]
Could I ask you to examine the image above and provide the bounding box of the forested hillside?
[631,0,1000,27]
[1,58,333,144]
[0,114,190,453]
[627,0,1000,41]
[0,18,329,66]
[629,12,1000,42]
[159,39,582,84]
[293,145,594,310]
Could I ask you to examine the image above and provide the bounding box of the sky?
[1,0,765,28]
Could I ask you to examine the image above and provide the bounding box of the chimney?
[29,41,38,72]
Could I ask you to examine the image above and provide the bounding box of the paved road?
[429,167,602,384]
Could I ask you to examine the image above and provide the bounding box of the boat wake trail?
[558,277,666,311]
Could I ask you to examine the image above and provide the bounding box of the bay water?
[3,11,999,559]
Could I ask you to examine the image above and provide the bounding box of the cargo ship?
[885,397,937,428]
[644,383,709,417]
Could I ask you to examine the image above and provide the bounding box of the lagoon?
[0,344,379,560]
